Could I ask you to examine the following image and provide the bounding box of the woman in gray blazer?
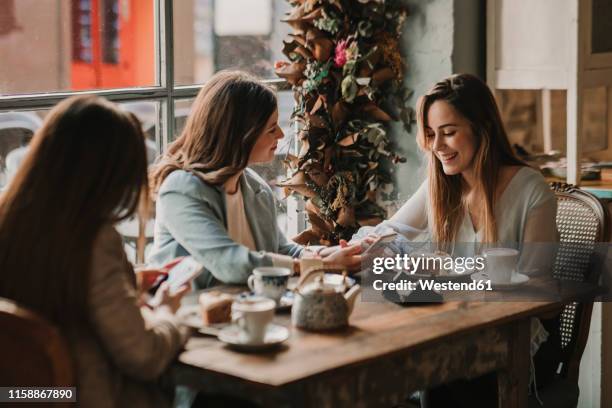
[149,71,360,288]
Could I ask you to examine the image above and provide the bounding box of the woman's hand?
[135,268,167,294]
[322,244,363,271]
[135,257,186,306]
[339,235,378,249]
[151,282,190,314]
[314,235,379,259]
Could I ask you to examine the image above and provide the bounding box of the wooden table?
[172,283,598,408]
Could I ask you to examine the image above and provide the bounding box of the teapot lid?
[301,275,337,294]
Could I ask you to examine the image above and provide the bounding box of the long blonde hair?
[150,71,277,193]
[416,74,525,245]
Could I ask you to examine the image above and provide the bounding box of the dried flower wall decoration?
[275,0,412,245]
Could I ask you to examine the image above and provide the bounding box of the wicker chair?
[527,182,609,408]
[0,297,74,395]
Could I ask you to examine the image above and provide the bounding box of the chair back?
[0,297,74,387]
[550,182,609,382]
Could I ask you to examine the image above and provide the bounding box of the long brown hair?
[416,74,525,245]
[151,70,277,192]
[0,95,148,327]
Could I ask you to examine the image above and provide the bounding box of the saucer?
[471,272,530,290]
[218,324,290,352]
[237,290,294,312]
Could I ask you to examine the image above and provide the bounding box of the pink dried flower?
[334,39,349,68]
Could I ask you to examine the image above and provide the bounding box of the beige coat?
[67,224,189,408]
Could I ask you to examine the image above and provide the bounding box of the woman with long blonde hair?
[149,70,360,288]
[373,74,560,406]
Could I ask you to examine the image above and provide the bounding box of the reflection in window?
[71,0,155,90]
[0,0,21,36]
[72,0,93,63]
[0,0,154,94]
[102,0,121,64]
[0,103,159,192]
[0,110,46,191]
[174,0,290,85]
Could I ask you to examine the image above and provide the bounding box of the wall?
[393,0,485,200]
[453,0,486,78]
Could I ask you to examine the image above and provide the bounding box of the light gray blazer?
[148,168,303,288]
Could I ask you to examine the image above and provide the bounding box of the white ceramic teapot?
[291,269,361,331]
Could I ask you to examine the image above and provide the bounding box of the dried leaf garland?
[276,0,411,245]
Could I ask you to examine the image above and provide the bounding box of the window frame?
[0,0,287,154]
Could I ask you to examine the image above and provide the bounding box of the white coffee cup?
[482,248,519,284]
[231,297,275,344]
[247,267,291,302]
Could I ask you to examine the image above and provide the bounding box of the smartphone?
[361,231,398,256]
[166,256,203,294]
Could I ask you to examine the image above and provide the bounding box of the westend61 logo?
[371,254,486,275]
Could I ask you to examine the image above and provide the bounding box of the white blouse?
[386,166,559,277]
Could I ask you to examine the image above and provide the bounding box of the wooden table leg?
[498,319,530,408]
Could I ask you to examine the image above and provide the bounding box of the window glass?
[173,0,291,85]
[174,98,194,139]
[0,0,156,95]
[116,101,161,264]
[0,101,159,191]
[120,101,160,164]
[0,109,48,190]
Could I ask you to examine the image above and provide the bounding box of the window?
[0,0,294,262]
[173,0,291,85]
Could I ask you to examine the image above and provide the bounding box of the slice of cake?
[198,291,233,325]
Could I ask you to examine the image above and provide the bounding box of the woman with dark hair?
[149,70,360,288]
[0,95,190,408]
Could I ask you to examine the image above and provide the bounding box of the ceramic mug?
[482,248,519,284]
[247,267,291,302]
[231,297,275,344]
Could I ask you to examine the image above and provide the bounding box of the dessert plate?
[177,305,230,334]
